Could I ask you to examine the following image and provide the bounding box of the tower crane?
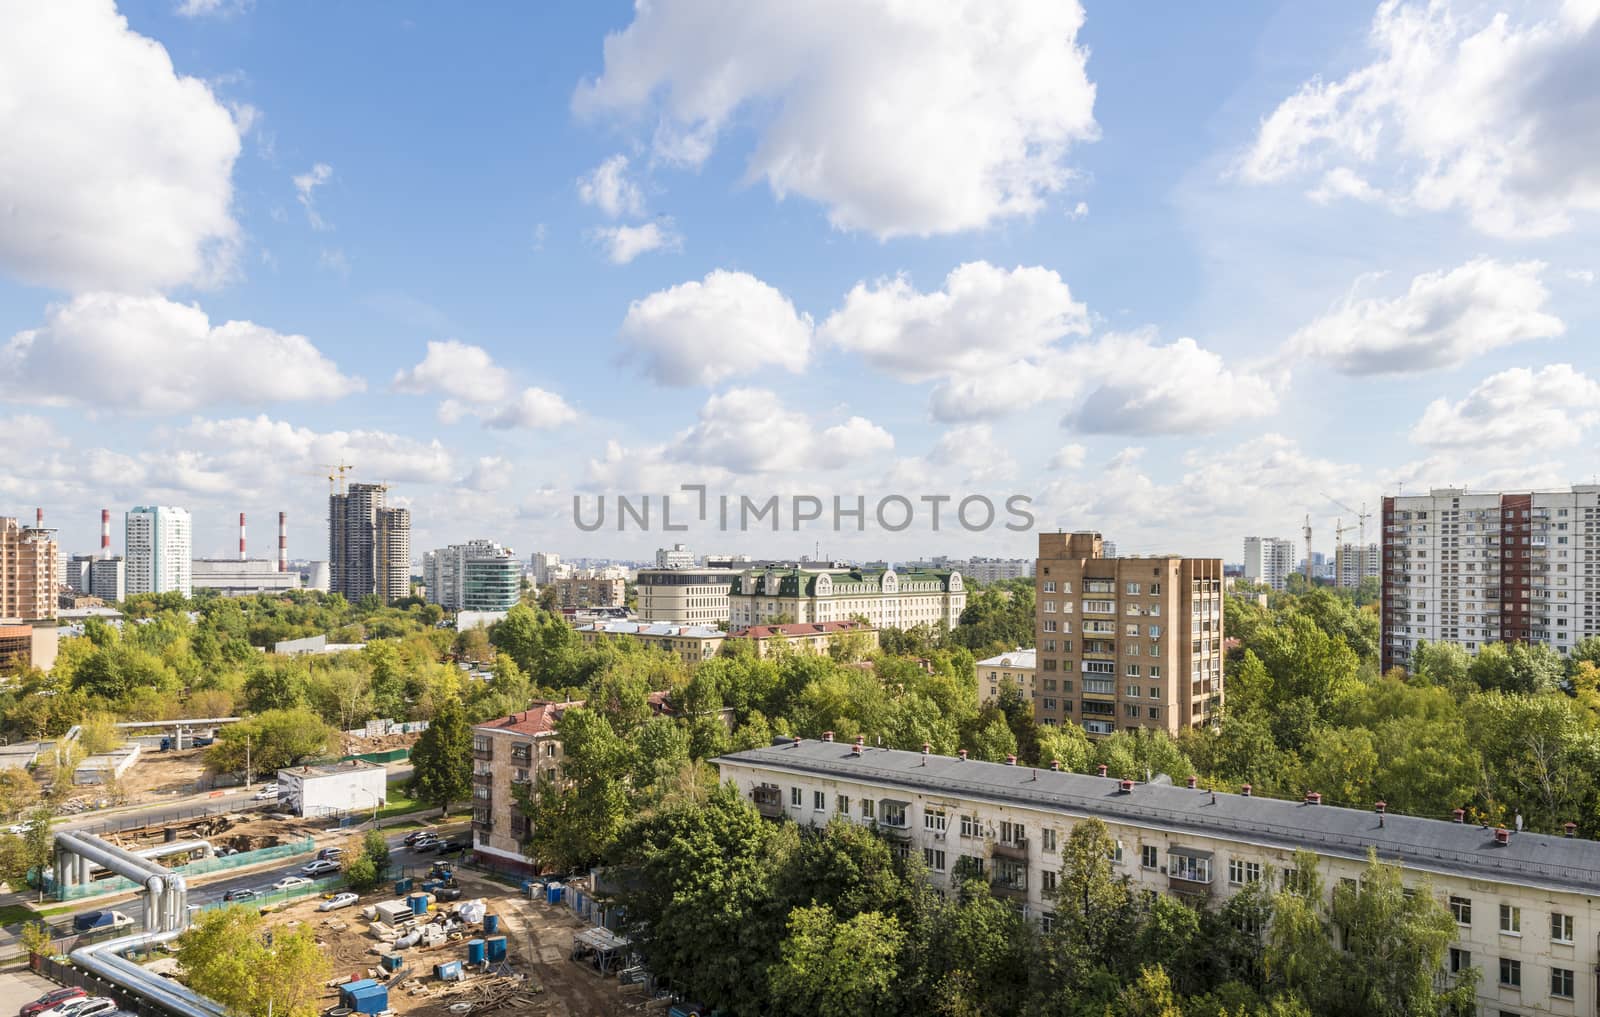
[317,462,356,495]
[1322,494,1372,548]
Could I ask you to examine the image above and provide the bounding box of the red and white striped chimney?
[100,509,111,559]
[35,508,43,528]
[278,512,287,572]
[239,512,247,561]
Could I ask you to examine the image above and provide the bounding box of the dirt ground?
[225,872,665,1017]
[117,747,212,797]
[100,809,323,854]
[341,731,421,756]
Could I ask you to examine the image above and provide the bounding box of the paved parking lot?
[0,968,61,1014]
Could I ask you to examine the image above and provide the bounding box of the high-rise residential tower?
[423,539,519,612]
[1034,532,1223,737]
[329,483,411,604]
[1380,486,1600,673]
[125,506,192,597]
[1241,536,1296,591]
[0,515,58,620]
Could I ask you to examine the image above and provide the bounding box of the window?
[1000,820,1026,845]
[924,808,947,833]
[1498,957,1521,988]
[1041,869,1057,894]
[813,791,826,811]
[1448,947,1471,974]
[1141,845,1158,869]
[1126,663,1141,677]
[1041,912,1056,934]
[836,794,850,814]
[1043,580,1056,593]
[1551,911,1573,943]
[1551,966,1574,999]
[923,848,946,872]
[1041,828,1057,852]
[1228,859,1261,885]
[1126,684,1141,697]
[790,786,802,807]
[1450,896,1472,926]
[993,857,1027,891]
[960,814,978,838]
[880,801,908,827]
[860,798,875,820]
[1169,853,1210,883]
[1500,904,1520,934]
[1149,665,1161,678]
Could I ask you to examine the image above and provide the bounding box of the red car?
[20,988,86,1017]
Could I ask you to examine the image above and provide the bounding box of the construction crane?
[317,462,356,495]
[1322,493,1372,549]
[1302,514,1312,582]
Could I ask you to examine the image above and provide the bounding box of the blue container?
[467,939,485,964]
[408,893,429,916]
[394,878,412,894]
[546,882,564,905]
[519,879,533,896]
[485,936,507,962]
[434,961,462,982]
[483,913,499,935]
[380,953,402,972]
[421,880,440,892]
[340,979,389,1015]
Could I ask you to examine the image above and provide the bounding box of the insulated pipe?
[144,875,163,933]
[72,929,227,1017]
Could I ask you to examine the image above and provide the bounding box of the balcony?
[472,770,494,787]
[992,837,1028,860]
[472,742,494,761]
[750,786,784,819]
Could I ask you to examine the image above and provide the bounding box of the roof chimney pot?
[1186,774,1198,789]
[1096,764,1108,778]
[1118,779,1133,794]
[1452,808,1465,823]
[822,731,834,742]
[1241,784,1252,797]
[958,749,968,761]
[1005,754,1017,766]
[1564,822,1577,838]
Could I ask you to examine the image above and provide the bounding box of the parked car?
[316,846,344,861]
[300,859,340,876]
[53,999,119,1017]
[214,845,238,857]
[71,910,133,933]
[403,829,437,846]
[272,875,312,892]
[20,987,86,1017]
[318,892,359,912]
[252,785,279,800]
[222,887,257,902]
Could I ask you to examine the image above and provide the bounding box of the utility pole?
[245,733,252,790]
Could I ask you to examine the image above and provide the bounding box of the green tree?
[178,906,331,1017]
[1296,726,1378,807]
[206,708,337,776]
[768,906,904,1017]
[1036,722,1093,772]
[967,712,1018,762]
[409,696,471,817]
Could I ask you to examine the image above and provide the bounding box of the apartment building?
[977,649,1036,707]
[655,543,695,569]
[635,566,736,625]
[726,620,880,658]
[125,506,192,598]
[423,539,520,612]
[575,620,725,664]
[728,566,965,630]
[551,574,626,609]
[329,484,411,604]
[1380,486,1600,673]
[0,623,58,673]
[1241,536,1295,592]
[1034,532,1223,737]
[1335,542,1379,589]
[913,556,1035,583]
[721,738,1600,1017]
[0,516,58,621]
[471,702,575,869]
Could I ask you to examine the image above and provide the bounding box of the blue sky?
[1,0,1596,565]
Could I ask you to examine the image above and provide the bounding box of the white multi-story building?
[530,551,564,586]
[423,539,520,612]
[191,559,301,597]
[721,738,1600,1017]
[636,566,737,625]
[1335,542,1379,589]
[1241,537,1295,591]
[728,566,964,630]
[655,543,695,569]
[1381,486,1600,672]
[125,506,192,597]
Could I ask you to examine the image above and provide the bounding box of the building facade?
[655,543,695,569]
[576,620,725,664]
[728,566,965,630]
[726,620,880,658]
[1335,542,1379,589]
[276,760,388,818]
[329,484,411,604]
[1241,536,1295,592]
[977,648,1037,707]
[423,539,520,613]
[472,702,579,868]
[530,552,563,586]
[0,623,58,673]
[635,566,736,625]
[0,516,58,621]
[551,575,626,609]
[1034,532,1223,737]
[1380,486,1600,673]
[191,559,302,597]
[124,506,191,598]
[721,739,1600,1017]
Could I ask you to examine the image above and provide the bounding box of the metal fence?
[196,873,344,913]
[46,836,317,900]
[64,798,268,838]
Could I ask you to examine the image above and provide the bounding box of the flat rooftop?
[717,739,1600,896]
[279,760,386,778]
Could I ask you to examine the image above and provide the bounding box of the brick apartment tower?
[0,515,59,621]
[1034,531,1223,737]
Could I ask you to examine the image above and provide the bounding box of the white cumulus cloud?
[593,221,683,264]
[393,340,515,402]
[1286,259,1564,375]
[1242,0,1600,237]
[574,0,1099,237]
[0,0,243,291]
[1410,364,1600,451]
[0,293,362,413]
[485,388,580,431]
[618,270,813,386]
[577,154,645,218]
[1063,332,1281,436]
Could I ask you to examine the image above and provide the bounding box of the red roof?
[477,700,581,737]
[729,620,871,640]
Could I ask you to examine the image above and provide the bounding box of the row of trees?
[609,786,1470,1017]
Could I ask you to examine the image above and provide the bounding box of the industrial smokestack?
[239,512,247,561]
[278,512,287,572]
[100,509,111,559]
[35,507,42,528]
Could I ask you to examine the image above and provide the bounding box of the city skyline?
[1,1,1596,563]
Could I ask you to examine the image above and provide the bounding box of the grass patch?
[0,903,40,927]
[374,783,431,821]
